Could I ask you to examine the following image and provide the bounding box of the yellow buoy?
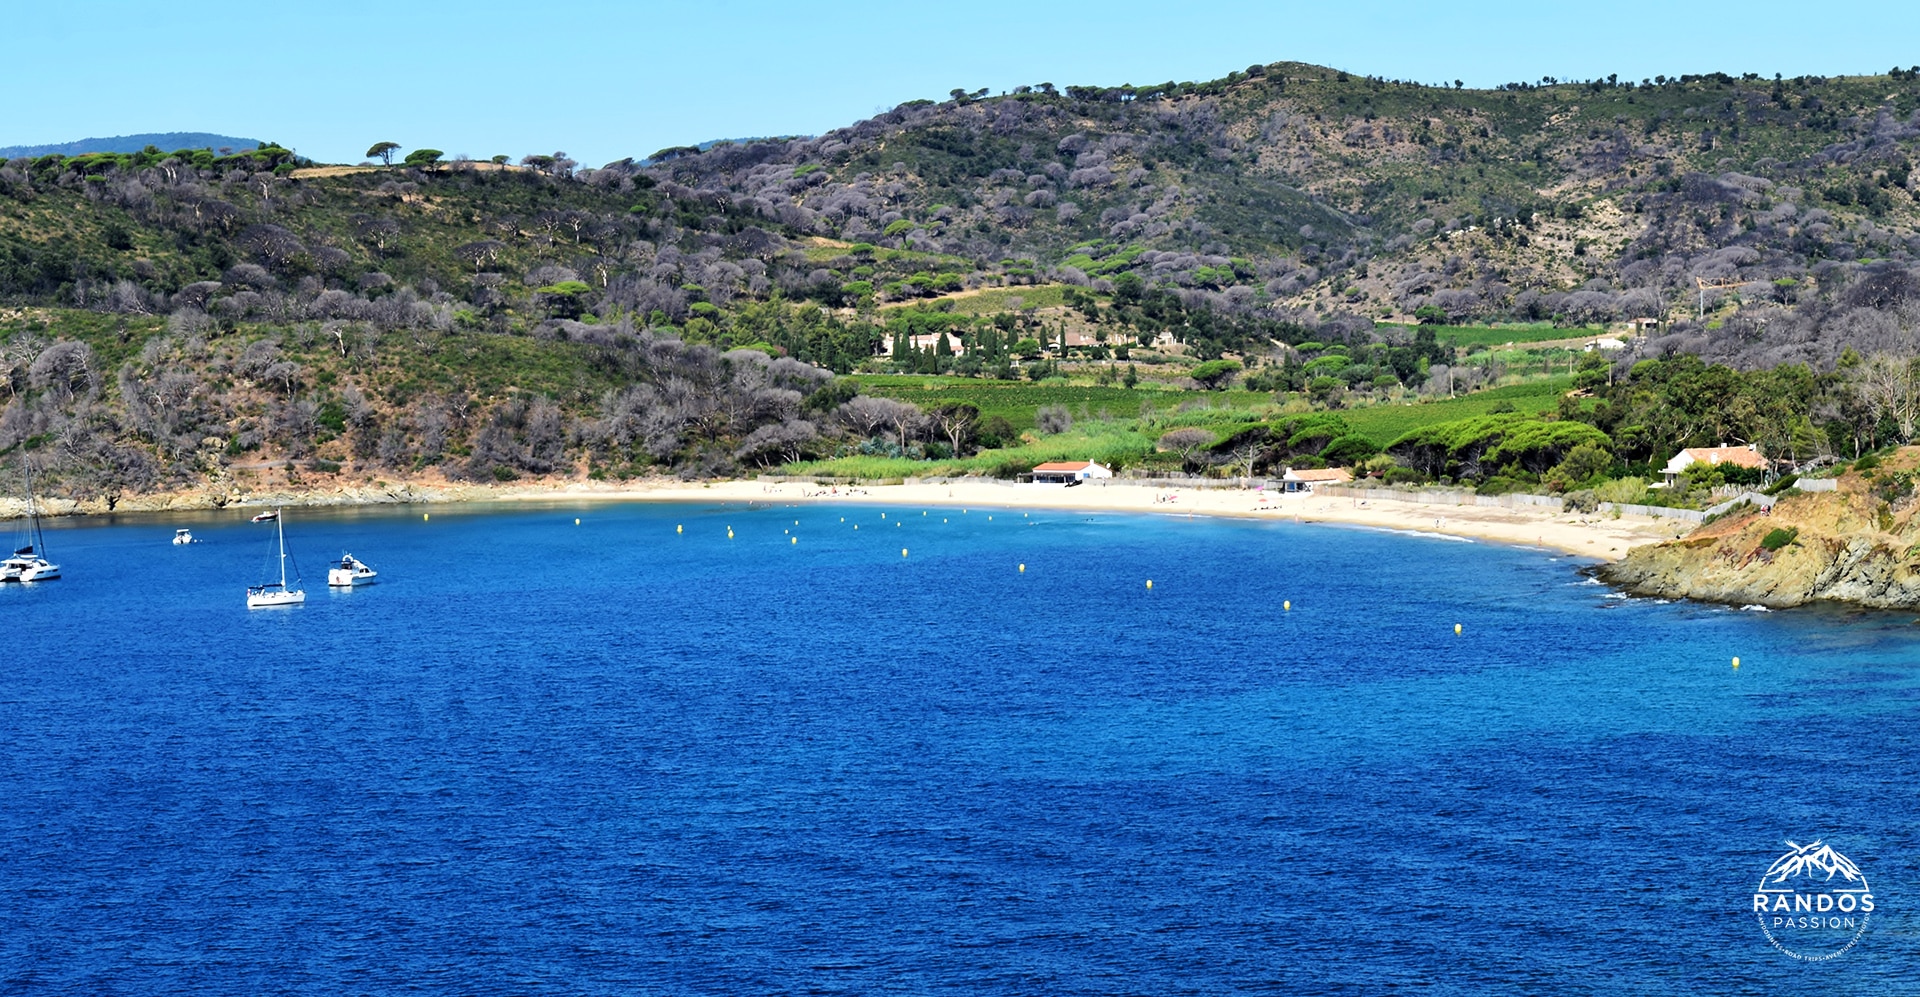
[943,518,948,523]
[881,512,886,519]
[423,513,429,521]
[1146,579,1153,589]
[923,511,927,516]
[854,525,859,530]
[727,530,734,539]
[1284,600,1291,611]
[1733,656,1741,669]
[840,517,845,522]
[1019,563,1026,573]
[791,537,797,545]
[575,518,580,525]
[676,524,683,534]
[1454,623,1462,635]
[902,548,909,558]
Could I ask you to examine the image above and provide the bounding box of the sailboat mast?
[20,455,42,556]
[277,514,288,588]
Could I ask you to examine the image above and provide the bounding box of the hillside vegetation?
[6,62,1920,506]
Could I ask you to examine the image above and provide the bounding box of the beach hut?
[1030,461,1113,485]
[1281,467,1353,494]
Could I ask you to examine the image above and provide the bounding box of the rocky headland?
[1599,450,1920,609]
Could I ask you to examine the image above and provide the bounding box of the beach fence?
[753,474,1715,523]
[1086,476,1277,491]
[1319,485,1711,523]
[934,476,1272,491]
[1319,485,1562,510]
[1601,503,1709,523]
[1702,491,1776,517]
[756,474,1279,491]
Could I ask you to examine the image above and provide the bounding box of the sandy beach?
[8,476,1691,561]
[508,477,1689,561]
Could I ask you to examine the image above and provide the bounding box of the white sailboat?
[3,455,60,583]
[246,509,305,608]
[327,552,377,587]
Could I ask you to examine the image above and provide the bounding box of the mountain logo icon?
[1752,839,1874,961]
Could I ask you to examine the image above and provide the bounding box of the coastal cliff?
[1599,451,1920,609]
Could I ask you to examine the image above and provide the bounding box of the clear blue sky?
[12,1,1914,166]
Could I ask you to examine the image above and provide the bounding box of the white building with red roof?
[1662,444,1765,487]
[1029,460,1113,484]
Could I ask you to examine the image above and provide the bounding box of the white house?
[881,332,965,357]
[1030,461,1113,484]
[1584,337,1626,351]
[1281,467,1353,493]
[1662,444,1765,487]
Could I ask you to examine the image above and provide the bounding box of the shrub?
[1548,440,1613,488]
[1188,359,1243,390]
[1761,527,1798,551]
[975,415,1017,449]
[1320,434,1380,465]
[1035,404,1073,434]
[1593,476,1650,505]
[1476,475,1532,496]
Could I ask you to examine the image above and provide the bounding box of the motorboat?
[4,456,59,583]
[246,509,305,608]
[173,528,198,545]
[328,553,378,587]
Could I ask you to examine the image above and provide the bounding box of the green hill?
[0,133,262,158]
[4,60,1920,503]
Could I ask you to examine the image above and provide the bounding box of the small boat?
[3,456,60,583]
[328,553,377,587]
[246,508,305,608]
[173,528,198,545]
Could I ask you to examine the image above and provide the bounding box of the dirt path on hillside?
[288,162,526,180]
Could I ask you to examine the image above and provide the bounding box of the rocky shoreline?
[1597,452,1920,610]
[0,478,587,520]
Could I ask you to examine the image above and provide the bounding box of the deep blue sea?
[2,500,1916,994]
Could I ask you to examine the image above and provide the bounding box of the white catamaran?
[3,456,60,583]
[246,509,305,608]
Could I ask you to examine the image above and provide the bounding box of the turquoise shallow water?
[1,501,1915,993]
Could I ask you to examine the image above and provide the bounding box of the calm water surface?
[1,500,1915,994]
